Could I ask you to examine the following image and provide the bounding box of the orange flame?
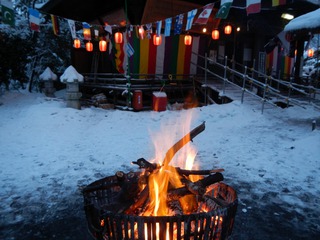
[147,113,201,217]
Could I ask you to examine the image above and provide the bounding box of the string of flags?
[1,0,287,39]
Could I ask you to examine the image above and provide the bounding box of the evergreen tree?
[1,0,71,91]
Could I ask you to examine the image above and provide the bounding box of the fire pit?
[83,122,238,239]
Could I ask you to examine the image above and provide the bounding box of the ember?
[83,122,238,240]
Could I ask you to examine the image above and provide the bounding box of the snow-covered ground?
[0,90,319,239]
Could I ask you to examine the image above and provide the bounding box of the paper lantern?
[307,49,314,58]
[115,32,123,44]
[212,30,219,40]
[74,38,81,48]
[86,41,93,52]
[224,25,232,35]
[153,35,162,46]
[99,40,107,52]
[184,35,192,46]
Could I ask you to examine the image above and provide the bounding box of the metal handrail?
[191,51,320,112]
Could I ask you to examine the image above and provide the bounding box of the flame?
[146,112,201,217]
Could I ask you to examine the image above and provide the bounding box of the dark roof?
[39,0,319,36]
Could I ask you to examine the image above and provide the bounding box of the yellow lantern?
[114,32,123,44]
[224,25,232,35]
[153,35,162,46]
[184,35,192,46]
[212,30,219,40]
[73,38,81,48]
[307,49,314,58]
[99,40,107,52]
[86,41,93,52]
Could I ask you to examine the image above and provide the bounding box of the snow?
[0,90,319,239]
[60,65,84,83]
[153,91,167,97]
[284,8,320,32]
[39,67,57,81]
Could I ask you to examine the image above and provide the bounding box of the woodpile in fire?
[83,122,238,240]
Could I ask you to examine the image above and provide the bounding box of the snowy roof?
[60,65,84,83]
[284,8,320,33]
[39,67,57,81]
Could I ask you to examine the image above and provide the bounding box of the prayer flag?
[164,18,172,37]
[1,0,15,27]
[216,0,233,19]
[29,8,40,32]
[194,3,214,25]
[126,42,134,57]
[104,25,112,35]
[246,0,261,15]
[51,15,59,35]
[185,9,197,31]
[146,23,152,39]
[174,14,184,35]
[156,20,162,36]
[67,19,76,39]
[272,0,286,6]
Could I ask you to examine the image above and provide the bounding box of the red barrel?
[132,90,143,111]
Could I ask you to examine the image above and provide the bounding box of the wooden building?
[40,0,319,109]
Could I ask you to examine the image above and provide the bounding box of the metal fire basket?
[83,172,238,240]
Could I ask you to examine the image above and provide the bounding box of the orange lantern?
[73,38,81,48]
[86,41,93,52]
[184,35,192,46]
[153,35,162,46]
[224,25,232,35]
[307,49,314,58]
[212,30,219,40]
[99,40,107,52]
[114,32,123,44]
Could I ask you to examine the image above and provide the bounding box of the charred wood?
[167,200,183,216]
[132,158,159,172]
[167,173,224,201]
[124,185,149,215]
[176,168,224,176]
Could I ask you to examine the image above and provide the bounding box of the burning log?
[167,200,183,216]
[162,121,205,166]
[133,158,223,177]
[132,158,159,172]
[124,185,149,215]
[199,194,230,212]
[167,173,224,201]
[204,194,229,208]
[176,167,224,176]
